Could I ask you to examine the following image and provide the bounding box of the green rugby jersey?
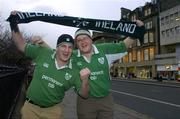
[72,41,127,98]
[25,44,81,107]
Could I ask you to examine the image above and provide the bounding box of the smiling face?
[56,42,73,65]
[76,34,93,55]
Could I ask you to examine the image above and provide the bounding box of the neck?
[82,48,93,61]
[56,58,68,68]
[83,52,92,60]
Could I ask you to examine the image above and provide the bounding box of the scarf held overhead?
[7,12,145,41]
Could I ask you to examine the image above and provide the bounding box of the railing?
[0,65,26,119]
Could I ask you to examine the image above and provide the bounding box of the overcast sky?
[1,0,151,48]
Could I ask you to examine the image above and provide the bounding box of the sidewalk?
[63,89,154,119]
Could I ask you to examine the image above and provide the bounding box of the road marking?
[111,89,180,108]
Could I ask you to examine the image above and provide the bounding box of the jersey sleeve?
[25,44,41,60]
[97,41,127,54]
[69,60,83,94]
[25,43,51,61]
[72,70,82,94]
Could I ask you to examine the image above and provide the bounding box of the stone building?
[156,4,180,80]
[92,0,180,80]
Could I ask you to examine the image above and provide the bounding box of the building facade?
[113,3,159,79]
[155,4,180,80]
[92,0,180,80]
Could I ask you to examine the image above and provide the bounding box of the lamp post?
[157,0,161,54]
[178,61,180,81]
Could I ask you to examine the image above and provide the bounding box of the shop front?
[157,64,178,80]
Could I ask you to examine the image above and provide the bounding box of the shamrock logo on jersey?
[43,63,49,68]
[98,57,104,64]
[77,62,82,66]
[65,73,72,80]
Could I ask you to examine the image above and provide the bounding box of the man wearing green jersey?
[18,15,144,118]
[8,11,90,119]
[73,20,144,119]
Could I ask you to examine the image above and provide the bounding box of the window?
[144,21,153,30]
[166,29,170,37]
[175,26,180,34]
[170,28,174,37]
[174,12,179,21]
[147,22,150,29]
[170,14,174,23]
[146,21,152,29]
[161,31,165,38]
[129,52,132,63]
[148,8,151,15]
[144,8,151,16]
[145,23,147,29]
[144,33,148,43]
[144,49,149,61]
[174,12,180,22]
[149,32,154,42]
[161,17,164,26]
[149,48,154,60]
[145,10,148,16]
[165,16,169,24]
[131,14,136,21]
[137,51,141,62]
[149,21,152,29]
[132,50,137,62]
[123,55,128,63]
[137,39,141,46]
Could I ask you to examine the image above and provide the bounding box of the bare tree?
[0,15,32,69]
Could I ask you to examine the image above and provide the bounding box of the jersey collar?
[77,44,99,57]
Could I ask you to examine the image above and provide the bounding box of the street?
[111,79,180,119]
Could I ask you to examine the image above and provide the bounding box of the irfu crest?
[98,57,104,64]
[65,73,72,80]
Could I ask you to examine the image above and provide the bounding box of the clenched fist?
[80,68,91,81]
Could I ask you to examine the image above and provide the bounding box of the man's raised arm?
[7,11,26,53]
[123,20,145,48]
